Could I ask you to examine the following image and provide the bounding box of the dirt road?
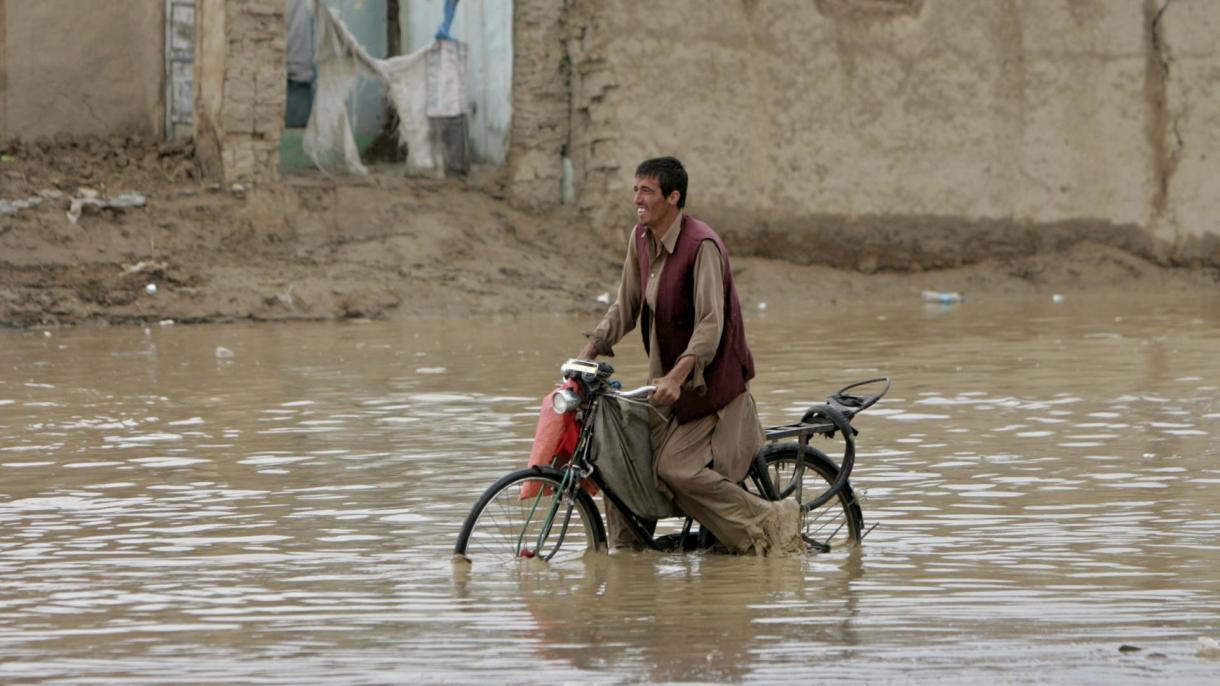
[2,137,1216,328]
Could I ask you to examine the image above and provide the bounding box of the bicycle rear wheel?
[750,443,864,550]
[454,467,607,564]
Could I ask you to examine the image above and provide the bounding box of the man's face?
[633,176,678,229]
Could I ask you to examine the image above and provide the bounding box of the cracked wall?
[508,0,1220,266]
[0,0,164,141]
[1147,0,1219,259]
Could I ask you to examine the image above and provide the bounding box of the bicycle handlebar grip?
[616,385,657,399]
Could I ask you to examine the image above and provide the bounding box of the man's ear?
[666,190,681,207]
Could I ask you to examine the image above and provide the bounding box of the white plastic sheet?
[304,0,465,176]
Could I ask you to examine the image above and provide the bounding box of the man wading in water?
[578,156,802,555]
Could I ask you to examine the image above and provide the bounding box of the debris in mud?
[1118,644,1142,654]
[0,196,42,216]
[122,260,168,277]
[67,192,148,225]
[1197,636,1220,658]
[921,290,964,304]
[1,135,198,196]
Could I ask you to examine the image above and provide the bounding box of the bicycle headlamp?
[552,389,581,414]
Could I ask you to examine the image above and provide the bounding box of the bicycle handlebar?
[613,385,656,399]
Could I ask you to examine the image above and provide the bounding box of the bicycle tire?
[751,443,864,549]
[454,466,607,563]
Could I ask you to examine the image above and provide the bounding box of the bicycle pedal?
[801,535,830,553]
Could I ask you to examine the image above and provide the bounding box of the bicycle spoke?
[754,447,864,549]
[456,470,602,564]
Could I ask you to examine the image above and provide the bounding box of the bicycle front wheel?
[454,467,607,564]
[753,443,864,550]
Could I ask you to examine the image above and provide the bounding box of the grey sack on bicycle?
[591,396,678,520]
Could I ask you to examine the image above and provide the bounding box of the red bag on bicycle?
[521,385,594,498]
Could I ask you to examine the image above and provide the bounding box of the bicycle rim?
[759,446,863,549]
[455,469,604,564]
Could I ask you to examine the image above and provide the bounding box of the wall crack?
[1148,0,1182,230]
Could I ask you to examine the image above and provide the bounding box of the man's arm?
[578,229,642,360]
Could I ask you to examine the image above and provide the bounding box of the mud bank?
[1,138,1217,329]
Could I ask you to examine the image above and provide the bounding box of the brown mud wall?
[510,0,1220,270]
[194,0,284,184]
[505,0,569,210]
[0,0,165,141]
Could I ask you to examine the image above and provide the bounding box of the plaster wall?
[509,0,1219,266]
[0,0,164,141]
[1152,0,1220,254]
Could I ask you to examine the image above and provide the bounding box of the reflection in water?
[449,552,863,683]
[0,295,1218,682]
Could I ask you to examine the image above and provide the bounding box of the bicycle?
[453,359,889,564]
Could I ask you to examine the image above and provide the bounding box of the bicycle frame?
[519,360,890,555]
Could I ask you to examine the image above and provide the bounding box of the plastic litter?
[107,193,146,209]
[758,301,768,311]
[306,0,466,176]
[0,196,42,216]
[921,290,963,304]
[215,346,235,359]
[67,192,147,224]
[434,0,459,40]
[122,260,166,276]
[596,292,610,304]
[1198,636,1220,658]
[1051,293,1066,303]
[145,283,158,296]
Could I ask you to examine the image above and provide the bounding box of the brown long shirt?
[587,213,764,482]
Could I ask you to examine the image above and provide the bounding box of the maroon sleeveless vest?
[636,215,755,423]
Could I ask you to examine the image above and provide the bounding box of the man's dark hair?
[635,156,688,209]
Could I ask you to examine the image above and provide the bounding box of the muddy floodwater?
[2,294,1219,684]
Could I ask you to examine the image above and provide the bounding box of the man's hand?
[650,355,695,407]
[651,375,682,406]
[577,341,598,361]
